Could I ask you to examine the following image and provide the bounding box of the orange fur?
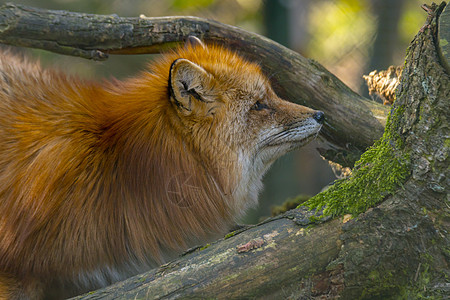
[0,42,323,299]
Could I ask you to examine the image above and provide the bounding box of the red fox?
[0,37,324,299]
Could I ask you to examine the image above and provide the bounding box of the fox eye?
[252,101,268,111]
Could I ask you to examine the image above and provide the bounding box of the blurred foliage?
[172,0,215,10]
[306,0,434,94]
[309,0,374,65]
[400,1,431,45]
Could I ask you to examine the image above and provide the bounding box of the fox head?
[164,37,324,209]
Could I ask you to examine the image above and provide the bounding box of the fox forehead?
[228,74,270,101]
[195,58,270,103]
[153,44,270,102]
[210,66,272,108]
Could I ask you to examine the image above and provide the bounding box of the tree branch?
[0,3,389,166]
[73,209,342,299]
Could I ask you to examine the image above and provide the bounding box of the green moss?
[304,105,411,216]
[308,215,322,223]
[199,243,210,251]
[401,262,447,299]
[271,195,310,216]
[444,138,450,149]
[224,231,237,240]
[356,260,435,299]
[360,269,400,299]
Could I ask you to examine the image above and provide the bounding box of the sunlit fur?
[0,43,322,299]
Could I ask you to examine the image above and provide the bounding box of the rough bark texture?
[72,209,341,299]
[0,3,389,167]
[69,3,448,299]
[438,1,450,72]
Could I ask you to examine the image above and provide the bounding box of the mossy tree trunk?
[1,2,448,299]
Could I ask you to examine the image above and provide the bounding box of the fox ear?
[185,36,206,50]
[169,58,215,115]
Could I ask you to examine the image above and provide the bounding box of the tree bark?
[72,209,341,299]
[0,3,389,167]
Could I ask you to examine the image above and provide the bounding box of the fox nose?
[313,111,325,124]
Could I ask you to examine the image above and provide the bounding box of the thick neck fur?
[96,81,239,259]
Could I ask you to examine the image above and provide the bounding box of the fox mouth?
[266,131,319,149]
[259,119,322,149]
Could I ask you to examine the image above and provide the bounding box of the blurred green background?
[2,0,432,223]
